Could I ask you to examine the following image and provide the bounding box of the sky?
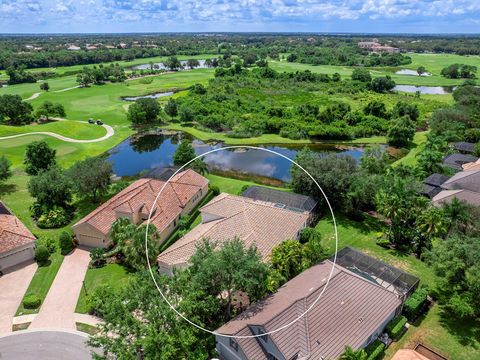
[0,0,480,34]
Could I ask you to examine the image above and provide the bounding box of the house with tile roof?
[72,169,208,248]
[157,193,310,276]
[215,258,405,360]
[421,173,450,199]
[0,201,36,271]
[441,169,480,193]
[442,153,478,172]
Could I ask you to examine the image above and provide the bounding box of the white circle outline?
[145,145,338,339]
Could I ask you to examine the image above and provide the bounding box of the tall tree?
[0,94,33,125]
[66,157,113,202]
[40,82,50,92]
[27,166,72,209]
[387,116,416,147]
[173,140,196,166]
[127,98,161,125]
[0,155,12,182]
[23,140,56,175]
[164,98,178,119]
[35,101,66,120]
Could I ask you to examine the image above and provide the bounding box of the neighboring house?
[452,141,476,154]
[72,169,208,248]
[157,193,310,276]
[463,158,480,171]
[0,202,36,271]
[241,186,317,214]
[443,153,478,172]
[432,189,480,208]
[441,169,480,193]
[215,252,411,360]
[67,45,81,51]
[421,173,450,199]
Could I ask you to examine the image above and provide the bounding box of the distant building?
[452,141,476,154]
[86,45,97,51]
[72,169,208,248]
[358,41,400,53]
[0,202,36,271]
[67,45,81,51]
[432,189,480,208]
[215,248,418,360]
[421,173,450,199]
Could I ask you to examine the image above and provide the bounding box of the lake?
[394,85,455,95]
[122,91,174,101]
[131,59,207,71]
[107,132,370,182]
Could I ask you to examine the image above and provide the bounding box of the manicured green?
[393,131,429,167]
[0,121,106,139]
[384,304,480,360]
[75,263,133,314]
[315,214,437,287]
[270,53,480,86]
[16,251,64,315]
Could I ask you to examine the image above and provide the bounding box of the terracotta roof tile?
[73,169,208,235]
[157,193,309,268]
[0,202,36,253]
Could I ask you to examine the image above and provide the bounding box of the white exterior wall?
[0,243,35,271]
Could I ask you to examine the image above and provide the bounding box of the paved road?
[0,120,114,143]
[0,261,37,334]
[30,248,90,330]
[0,330,96,359]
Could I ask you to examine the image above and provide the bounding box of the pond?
[122,91,174,101]
[394,85,455,95]
[131,59,207,71]
[107,132,371,182]
[395,69,432,76]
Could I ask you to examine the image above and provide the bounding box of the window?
[229,338,238,352]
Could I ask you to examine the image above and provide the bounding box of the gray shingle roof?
[424,173,450,187]
[452,142,476,154]
[217,259,402,360]
[441,169,480,193]
[443,154,478,171]
[241,186,318,212]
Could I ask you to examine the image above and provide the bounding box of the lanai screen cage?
[332,247,420,299]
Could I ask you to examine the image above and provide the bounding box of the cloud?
[1,0,480,32]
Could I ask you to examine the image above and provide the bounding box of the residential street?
[0,330,97,359]
[0,261,37,334]
[30,248,90,330]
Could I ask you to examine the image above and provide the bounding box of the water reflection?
[131,59,207,71]
[394,85,454,95]
[107,132,368,181]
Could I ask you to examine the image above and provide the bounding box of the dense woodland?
[1,33,480,70]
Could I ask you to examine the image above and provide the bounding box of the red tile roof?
[157,193,309,268]
[0,202,36,253]
[73,169,208,235]
[217,261,402,360]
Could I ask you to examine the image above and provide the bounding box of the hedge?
[23,294,41,309]
[403,286,429,320]
[365,340,385,360]
[385,315,408,340]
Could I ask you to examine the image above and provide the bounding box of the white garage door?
[0,247,35,271]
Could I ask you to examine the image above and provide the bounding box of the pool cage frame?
[332,247,420,301]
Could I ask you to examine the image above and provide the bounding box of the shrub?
[23,294,41,309]
[299,227,321,244]
[37,206,71,228]
[36,236,57,254]
[376,237,391,249]
[178,215,190,230]
[29,202,44,219]
[209,184,220,196]
[90,248,106,268]
[59,231,75,255]
[35,245,50,265]
[385,315,408,340]
[365,340,385,360]
[403,286,429,319]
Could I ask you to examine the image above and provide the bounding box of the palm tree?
[417,206,447,239]
[190,159,209,176]
[340,346,368,360]
[442,198,473,236]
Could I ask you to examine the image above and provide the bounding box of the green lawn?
[385,304,480,360]
[75,263,133,314]
[270,52,480,86]
[16,251,64,316]
[393,131,429,167]
[0,120,106,139]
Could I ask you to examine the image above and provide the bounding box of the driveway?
[30,248,90,330]
[0,330,98,359]
[0,261,37,334]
